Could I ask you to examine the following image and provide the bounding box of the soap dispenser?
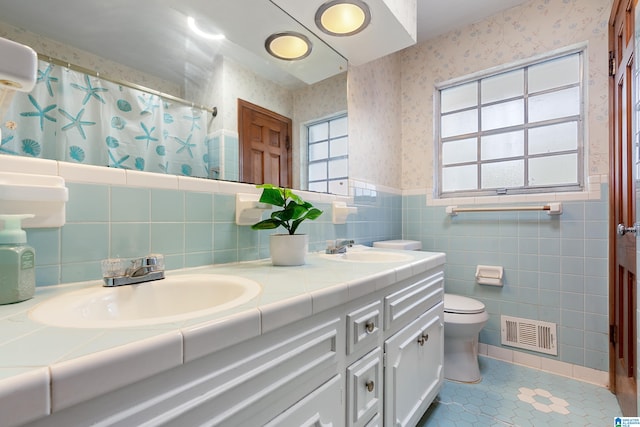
[0,214,35,304]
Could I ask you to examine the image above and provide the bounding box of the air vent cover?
[501,315,557,356]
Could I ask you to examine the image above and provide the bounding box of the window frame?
[434,45,586,199]
[306,113,349,195]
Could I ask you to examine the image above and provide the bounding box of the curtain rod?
[446,203,563,216]
[37,54,218,117]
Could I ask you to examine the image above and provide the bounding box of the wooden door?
[610,0,638,416]
[238,99,292,187]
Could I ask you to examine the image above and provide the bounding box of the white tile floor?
[417,356,622,426]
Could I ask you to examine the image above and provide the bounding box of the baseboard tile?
[479,344,609,389]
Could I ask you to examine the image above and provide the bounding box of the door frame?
[609,0,638,415]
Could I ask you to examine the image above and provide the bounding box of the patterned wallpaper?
[348,53,404,189]
[398,0,612,190]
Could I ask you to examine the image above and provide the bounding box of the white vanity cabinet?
[17,254,445,427]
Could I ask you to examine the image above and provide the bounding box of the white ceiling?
[417,0,530,42]
[0,0,531,88]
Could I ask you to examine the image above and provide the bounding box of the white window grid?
[435,47,585,198]
[307,114,348,194]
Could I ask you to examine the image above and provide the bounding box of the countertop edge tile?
[259,293,313,334]
[182,308,261,363]
[310,283,350,314]
[0,367,50,427]
[373,270,398,292]
[50,330,183,412]
[394,263,414,282]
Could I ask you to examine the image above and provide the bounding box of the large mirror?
[0,0,349,192]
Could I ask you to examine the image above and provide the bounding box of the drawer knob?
[365,321,375,333]
[365,380,375,392]
[417,333,429,346]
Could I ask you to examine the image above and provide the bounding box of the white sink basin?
[29,274,262,328]
[320,250,413,263]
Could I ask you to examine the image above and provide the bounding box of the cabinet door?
[384,302,444,427]
[264,374,343,427]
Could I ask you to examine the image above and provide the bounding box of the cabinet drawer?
[265,374,343,427]
[384,270,443,331]
[346,300,381,355]
[347,348,382,427]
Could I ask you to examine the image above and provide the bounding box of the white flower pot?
[269,234,308,266]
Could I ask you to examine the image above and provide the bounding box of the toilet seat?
[444,294,485,314]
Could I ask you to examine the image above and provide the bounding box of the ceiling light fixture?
[265,32,312,61]
[315,0,371,37]
[187,17,225,41]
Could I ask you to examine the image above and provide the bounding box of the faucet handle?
[101,258,127,278]
[143,254,165,271]
[150,254,165,272]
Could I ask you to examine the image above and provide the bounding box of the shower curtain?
[0,60,210,178]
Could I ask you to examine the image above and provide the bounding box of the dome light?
[315,0,371,37]
[265,32,312,61]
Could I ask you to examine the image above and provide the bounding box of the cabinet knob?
[417,333,429,346]
[365,380,375,392]
[365,321,375,333]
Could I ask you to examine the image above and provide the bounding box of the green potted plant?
[251,184,323,266]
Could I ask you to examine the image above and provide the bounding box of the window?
[436,49,584,197]
[307,114,348,195]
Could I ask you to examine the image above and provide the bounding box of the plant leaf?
[258,187,285,206]
[250,218,281,230]
[305,208,323,220]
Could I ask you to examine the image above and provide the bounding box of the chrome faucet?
[102,254,165,287]
[326,239,355,254]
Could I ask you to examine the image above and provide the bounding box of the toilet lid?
[372,240,422,250]
[444,294,485,314]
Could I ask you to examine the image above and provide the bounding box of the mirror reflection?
[0,0,349,193]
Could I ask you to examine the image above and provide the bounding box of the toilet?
[372,239,489,383]
[442,293,488,383]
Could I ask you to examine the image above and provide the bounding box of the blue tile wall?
[402,184,610,372]
[27,177,609,372]
[224,135,239,182]
[27,181,402,290]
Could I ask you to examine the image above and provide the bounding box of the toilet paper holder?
[475,265,503,286]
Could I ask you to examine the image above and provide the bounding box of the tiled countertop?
[0,248,445,427]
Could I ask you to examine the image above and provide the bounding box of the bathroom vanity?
[0,248,445,427]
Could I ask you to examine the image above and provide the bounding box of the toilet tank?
[372,240,422,251]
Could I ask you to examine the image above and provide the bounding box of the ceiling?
[417,0,529,42]
[0,0,530,88]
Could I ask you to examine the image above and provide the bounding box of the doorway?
[609,0,638,416]
[238,99,292,187]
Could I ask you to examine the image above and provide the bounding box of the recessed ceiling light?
[187,17,225,41]
[265,32,312,61]
[315,0,371,37]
